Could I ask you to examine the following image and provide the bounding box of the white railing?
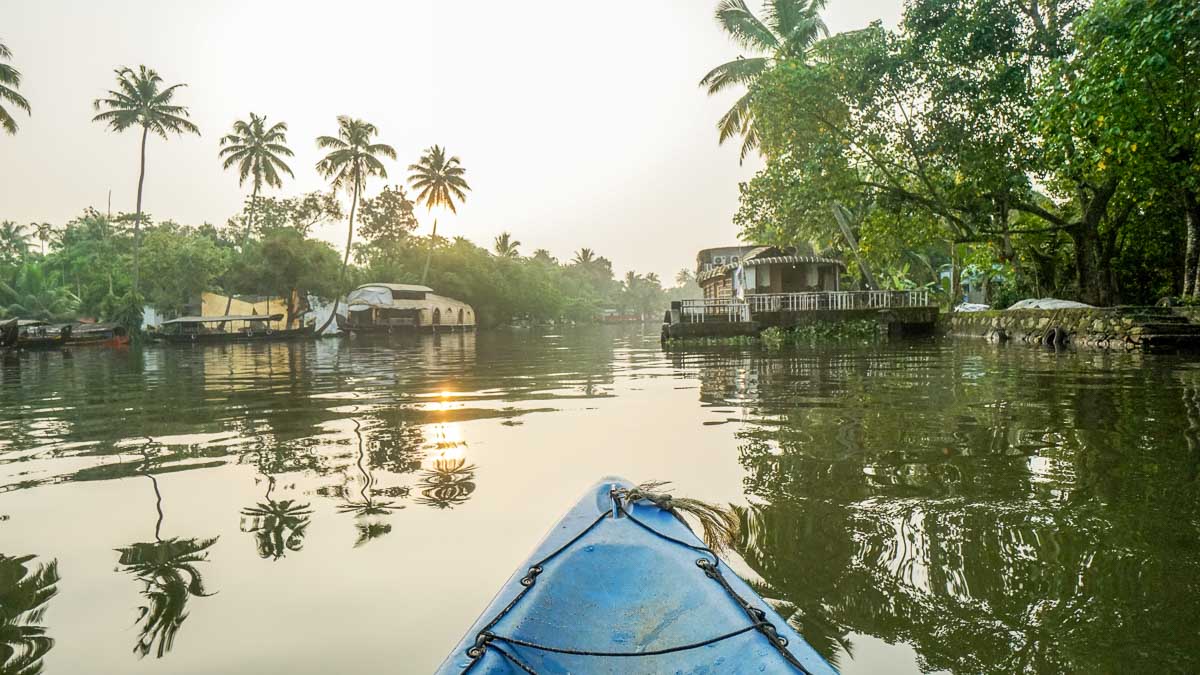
[746,290,931,313]
[674,291,932,324]
[678,299,751,323]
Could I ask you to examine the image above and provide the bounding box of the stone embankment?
[947,306,1200,350]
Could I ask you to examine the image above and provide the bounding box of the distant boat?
[65,322,130,348]
[340,283,475,334]
[149,314,316,344]
[6,319,72,350]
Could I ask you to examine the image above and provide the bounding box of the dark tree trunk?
[285,288,296,329]
[133,125,149,296]
[421,217,438,285]
[1070,224,1114,306]
[223,183,261,318]
[1070,179,1121,306]
[1185,191,1200,298]
[317,176,360,334]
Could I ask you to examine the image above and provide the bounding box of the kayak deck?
[436,478,837,674]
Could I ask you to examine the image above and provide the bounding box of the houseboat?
[4,319,73,350]
[150,314,316,344]
[663,244,937,340]
[696,245,844,299]
[340,283,475,334]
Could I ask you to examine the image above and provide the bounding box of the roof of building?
[161,314,284,325]
[346,289,473,312]
[353,283,434,293]
[697,251,846,282]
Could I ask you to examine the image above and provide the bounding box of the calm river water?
[1,326,1198,674]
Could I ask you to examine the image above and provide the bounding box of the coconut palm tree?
[31,222,54,257]
[700,0,828,161]
[0,39,30,135]
[493,232,521,258]
[92,66,200,295]
[0,553,60,674]
[218,113,294,241]
[407,145,471,284]
[0,221,31,264]
[572,248,597,266]
[314,117,395,333]
[218,113,294,318]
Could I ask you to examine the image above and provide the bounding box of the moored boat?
[437,478,837,674]
[342,283,475,334]
[65,322,130,348]
[149,314,317,344]
[10,320,72,350]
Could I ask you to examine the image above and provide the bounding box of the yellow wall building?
[199,293,290,330]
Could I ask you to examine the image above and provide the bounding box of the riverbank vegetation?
[0,51,693,329]
[0,202,689,328]
[711,0,1199,307]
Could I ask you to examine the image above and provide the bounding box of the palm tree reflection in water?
[416,447,477,510]
[0,553,60,675]
[338,416,402,547]
[117,441,218,659]
[240,475,312,561]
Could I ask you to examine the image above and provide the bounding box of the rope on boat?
[460,487,812,674]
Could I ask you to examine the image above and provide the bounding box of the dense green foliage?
[729,0,1200,307]
[0,196,679,329]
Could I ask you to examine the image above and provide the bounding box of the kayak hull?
[436,478,837,674]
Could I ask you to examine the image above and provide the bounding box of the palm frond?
[700,56,770,94]
[715,0,780,52]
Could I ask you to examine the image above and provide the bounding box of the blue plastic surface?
[435,477,839,674]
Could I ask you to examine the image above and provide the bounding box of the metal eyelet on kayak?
[520,565,544,586]
[466,633,492,658]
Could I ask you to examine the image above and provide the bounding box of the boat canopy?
[161,314,284,325]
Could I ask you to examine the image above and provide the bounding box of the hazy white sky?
[1,0,900,282]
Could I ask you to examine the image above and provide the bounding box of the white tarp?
[1007,298,1095,310]
[346,285,394,308]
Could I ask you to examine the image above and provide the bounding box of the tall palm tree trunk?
[222,183,260,319]
[316,176,360,334]
[420,218,438,285]
[133,125,149,296]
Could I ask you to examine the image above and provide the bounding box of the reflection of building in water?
[0,553,60,674]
